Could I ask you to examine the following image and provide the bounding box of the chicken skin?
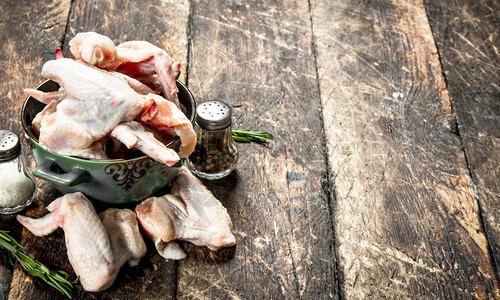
[16,193,116,292]
[17,193,148,292]
[99,208,147,268]
[30,58,146,159]
[26,57,196,164]
[135,167,235,260]
[69,31,181,107]
[169,167,236,251]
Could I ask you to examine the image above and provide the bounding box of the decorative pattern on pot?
[105,158,154,190]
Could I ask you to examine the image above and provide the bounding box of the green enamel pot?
[21,79,196,204]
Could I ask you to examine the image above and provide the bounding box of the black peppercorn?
[186,101,238,180]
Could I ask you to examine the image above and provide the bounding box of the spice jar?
[187,100,238,180]
[0,130,36,214]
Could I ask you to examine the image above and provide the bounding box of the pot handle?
[32,157,90,187]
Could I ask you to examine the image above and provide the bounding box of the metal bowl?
[21,79,196,204]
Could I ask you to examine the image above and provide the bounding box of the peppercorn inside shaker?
[187,101,238,180]
[0,130,36,214]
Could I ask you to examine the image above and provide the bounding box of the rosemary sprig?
[0,230,78,299]
[232,130,273,143]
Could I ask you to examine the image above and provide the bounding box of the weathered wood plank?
[0,0,70,133]
[0,1,71,299]
[426,0,500,277]
[0,215,18,300]
[177,0,338,299]
[63,0,190,83]
[60,0,189,298]
[7,0,190,299]
[311,0,499,298]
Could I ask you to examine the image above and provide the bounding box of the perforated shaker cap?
[196,100,232,130]
[0,130,21,161]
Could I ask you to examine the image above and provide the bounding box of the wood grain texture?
[8,0,190,299]
[0,1,71,299]
[311,0,499,298]
[426,0,500,277]
[63,0,190,82]
[0,0,70,133]
[0,0,497,298]
[177,0,338,298]
[12,200,178,300]
[0,215,18,300]
[53,0,189,298]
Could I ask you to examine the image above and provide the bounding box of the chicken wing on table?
[135,166,236,260]
[16,192,147,292]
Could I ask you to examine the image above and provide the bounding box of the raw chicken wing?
[137,94,196,158]
[69,32,181,106]
[16,192,116,292]
[30,58,146,159]
[68,32,121,69]
[135,197,187,260]
[99,208,147,268]
[110,121,180,166]
[169,166,236,251]
[116,40,181,106]
[135,167,235,260]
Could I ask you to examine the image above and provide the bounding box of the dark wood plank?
[177,1,338,299]
[0,1,71,299]
[0,0,70,133]
[426,0,500,277]
[0,214,18,300]
[7,0,190,299]
[63,0,190,83]
[50,0,189,299]
[311,0,499,298]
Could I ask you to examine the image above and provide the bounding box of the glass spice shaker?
[187,100,238,180]
[0,130,36,214]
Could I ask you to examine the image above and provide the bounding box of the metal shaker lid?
[196,100,232,130]
[0,130,21,161]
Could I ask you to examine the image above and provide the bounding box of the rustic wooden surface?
[179,0,336,298]
[0,0,498,299]
[426,0,500,281]
[311,0,499,298]
[0,0,71,299]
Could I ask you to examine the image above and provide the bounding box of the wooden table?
[0,0,498,299]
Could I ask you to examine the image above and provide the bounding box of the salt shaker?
[187,101,238,180]
[0,130,36,214]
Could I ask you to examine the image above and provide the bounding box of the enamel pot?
[21,80,196,204]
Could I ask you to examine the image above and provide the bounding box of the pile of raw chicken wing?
[16,32,235,292]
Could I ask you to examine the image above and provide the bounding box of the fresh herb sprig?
[0,230,78,299]
[232,130,273,143]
